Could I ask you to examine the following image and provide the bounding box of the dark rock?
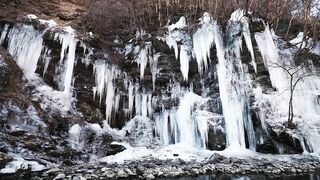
[0,152,12,168]
[208,153,226,163]
[207,127,226,151]
[256,138,278,154]
[57,13,78,21]
[109,144,126,156]
[270,130,304,154]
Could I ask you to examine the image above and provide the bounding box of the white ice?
[0,154,46,174]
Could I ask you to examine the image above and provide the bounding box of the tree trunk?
[288,75,294,128]
[245,0,249,15]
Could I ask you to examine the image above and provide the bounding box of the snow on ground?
[99,142,214,164]
[0,153,46,174]
[99,141,320,165]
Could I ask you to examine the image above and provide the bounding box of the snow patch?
[0,154,46,174]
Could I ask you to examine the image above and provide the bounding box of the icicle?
[7,24,45,78]
[0,24,9,45]
[42,47,52,76]
[230,9,256,72]
[155,90,208,149]
[54,27,78,100]
[147,93,153,117]
[128,82,135,117]
[165,16,192,81]
[105,67,116,124]
[141,92,148,117]
[135,89,142,116]
[80,42,93,67]
[93,60,123,125]
[193,13,215,74]
[242,19,256,72]
[93,61,107,105]
[255,25,288,90]
[114,94,121,113]
[215,18,256,150]
[150,53,160,89]
[179,45,190,81]
[134,44,149,80]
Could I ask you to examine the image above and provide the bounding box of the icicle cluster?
[155,91,209,149]
[166,17,192,81]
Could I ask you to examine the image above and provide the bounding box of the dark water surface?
[165,173,320,180]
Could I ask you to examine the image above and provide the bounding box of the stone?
[208,153,225,163]
[116,169,128,178]
[124,168,136,176]
[207,128,226,151]
[43,168,63,176]
[53,173,66,180]
[144,173,155,179]
[71,175,82,180]
[0,152,12,168]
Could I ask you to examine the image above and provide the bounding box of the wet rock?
[144,173,155,179]
[270,130,304,154]
[116,169,128,178]
[0,152,12,168]
[256,137,278,154]
[71,175,82,180]
[53,173,66,180]
[109,144,126,155]
[43,168,63,177]
[208,153,226,163]
[207,126,226,150]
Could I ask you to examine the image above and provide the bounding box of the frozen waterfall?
[255,25,320,154]
[155,91,208,149]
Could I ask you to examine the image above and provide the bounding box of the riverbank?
[1,152,320,180]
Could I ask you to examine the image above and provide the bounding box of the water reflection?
[164,173,320,180]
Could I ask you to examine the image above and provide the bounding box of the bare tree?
[270,62,314,128]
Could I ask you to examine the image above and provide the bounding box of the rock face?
[1,6,320,178]
[0,35,124,170]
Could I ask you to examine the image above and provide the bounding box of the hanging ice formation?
[54,26,78,100]
[166,17,192,81]
[6,24,45,78]
[230,9,256,72]
[155,90,209,149]
[255,25,320,154]
[133,42,160,83]
[92,60,154,127]
[0,24,9,45]
[193,13,216,75]
[124,30,160,89]
[189,12,256,150]
[0,15,93,111]
[217,12,256,150]
[3,10,320,153]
